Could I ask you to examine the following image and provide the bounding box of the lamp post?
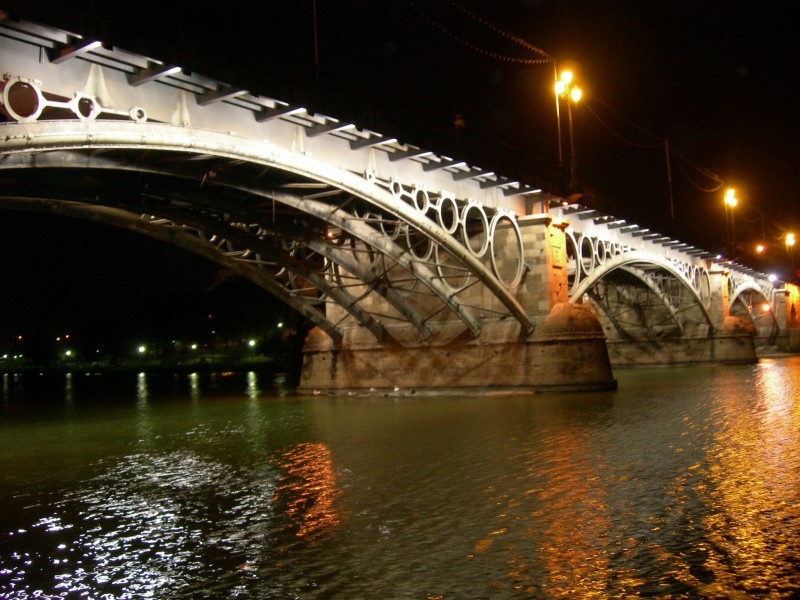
[723,188,738,256]
[555,70,582,192]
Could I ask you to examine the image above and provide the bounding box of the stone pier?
[299,215,618,395]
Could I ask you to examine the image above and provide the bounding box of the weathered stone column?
[705,268,757,363]
[777,282,800,351]
[706,268,730,329]
[514,214,616,391]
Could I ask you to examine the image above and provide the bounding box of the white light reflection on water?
[0,363,798,598]
[189,372,200,402]
[2,449,280,598]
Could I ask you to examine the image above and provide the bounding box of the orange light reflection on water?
[695,359,800,596]
[273,442,340,539]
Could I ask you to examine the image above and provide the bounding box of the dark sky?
[2,0,799,349]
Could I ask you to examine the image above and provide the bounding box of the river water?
[0,360,798,599]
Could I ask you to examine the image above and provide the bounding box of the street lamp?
[555,69,582,192]
[723,188,738,256]
[787,232,796,263]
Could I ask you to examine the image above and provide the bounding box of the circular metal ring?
[389,179,404,197]
[578,234,595,276]
[489,212,525,288]
[698,268,712,308]
[70,93,101,121]
[595,239,607,264]
[565,229,581,294]
[435,244,470,292]
[461,202,489,258]
[412,187,430,213]
[405,225,434,262]
[436,194,459,235]
[129,106,148,123]
[379,214,402,240]
[1,77,45,122]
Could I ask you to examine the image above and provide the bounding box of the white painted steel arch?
[570,250,715,330]
[0,119,534,337]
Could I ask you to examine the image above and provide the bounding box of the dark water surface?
[1,360,798,599]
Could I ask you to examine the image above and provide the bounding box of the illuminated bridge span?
[1,15,796,393]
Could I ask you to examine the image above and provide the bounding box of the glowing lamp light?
[247,339,256,347]
[555,70,581,103]
[755,244,765,254]
[787,233,796,247]
[138,345,147,354]
[762,303,771,313]
[768,273,778,282]
[724,188,738,208]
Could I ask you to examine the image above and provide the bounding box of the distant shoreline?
[1,355,301,376]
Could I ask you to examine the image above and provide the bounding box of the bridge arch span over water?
[1,14,793,393]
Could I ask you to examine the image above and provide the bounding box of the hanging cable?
[439,0,553,59]
[582,100,664,149]
[671,152,725,193]
[406,0,552,65]
[406,0,751,207]
[590,94,664,144]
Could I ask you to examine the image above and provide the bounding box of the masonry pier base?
[298,303,617,396]
[604,315,758,368]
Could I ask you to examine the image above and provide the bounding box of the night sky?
[1,0,799,352]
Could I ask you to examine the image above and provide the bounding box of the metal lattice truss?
[0,14,545,346]
[562,225,716,340]
[0,15,784,348]
[0,86,535,346]
[727,271,779,341]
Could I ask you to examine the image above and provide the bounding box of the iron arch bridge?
[0,13,785,363]
[550,203,781,345]
[0,119,536,345]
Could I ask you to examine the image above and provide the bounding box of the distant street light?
[555,69,582,192]
[787,232,796,263]
[723,188,738,256]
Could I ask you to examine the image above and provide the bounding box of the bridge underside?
[582,270,755,367]
[0,17,771,391]
[0,127,619,394]
[566,249,757,367]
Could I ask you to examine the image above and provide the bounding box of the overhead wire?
[438,0,553,59]
[582,99,663,150]
[405,0,740,197]
[405,0,552,65]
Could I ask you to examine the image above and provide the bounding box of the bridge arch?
[569,249,715,340]
[0,118,535,345]
[728,279,780,344]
